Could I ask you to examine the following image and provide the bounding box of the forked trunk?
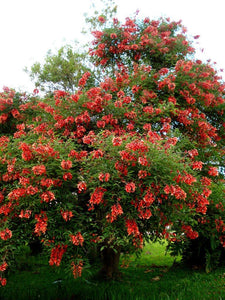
[99,246,121,280]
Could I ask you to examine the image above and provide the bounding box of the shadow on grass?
[1,242,225,300]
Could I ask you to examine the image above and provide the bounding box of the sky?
[0,0,225,93]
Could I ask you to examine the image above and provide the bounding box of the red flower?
[168,96,177,104]
[106,203,123,222]
[201,177,212,186]
[143,190,155,206]
[164,185,186,200]
[63,172,73,181]
[61,210,73,221]
[71,260,83,279]
[110,33,117,39]
[91,149,104,158]
[77,181,87,193]
[19,210,32,219]
[54,90,68,99]
[182,173,197,185]
[188,149,199,159]
[126,219,140,236]
[11,108,20,118]
[35,212,48,236]
[182,225,199,239]
[98,16,106,23]
[0,278,7,286]
[112,137,122,146]
[98,172,110,182]
[61,160,72,170]
[70,232,84,246]
[40,191,55,203]
[125,182,136,193]
[26,185,39,195]
[0,113,8,123]
[49,244,67,266]
[97,120,106,128]
[138,209,152,220]
[208,167,218,176]
[0,262,8,272]
[40,178,54,188]
[89,187,106,205]
[7,188,26,200]
[192,161,203,170]
[32,165,46,175]
[138,156,148,166]
[115,161,128,176]
[78,72,91,87]
[33,88,39,94]
[0,228,12,240]
[138,170,148,179]
[131,85,139,93]
[19,143,33,161]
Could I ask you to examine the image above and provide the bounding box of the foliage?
[168,181,225,272]
[25,44,92,93]
[2,242,225,300]
[0,10,225,286]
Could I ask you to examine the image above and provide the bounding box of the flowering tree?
[88,15,225,270]
[0,15,225,285]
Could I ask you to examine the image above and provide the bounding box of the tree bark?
[99,246,121,280]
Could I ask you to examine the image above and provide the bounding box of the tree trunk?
[29,237,43,255]
[99,246,121,280]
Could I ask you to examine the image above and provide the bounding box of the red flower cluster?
[0,228,12,240]
[126,219,140,236]
[125,182,136,193]
[0,262,8,272]
[89,187,106,207]
[32,165,46,175]
[19,142,33,161]
[182,225,199,239]
[106,203,123,222]
[70,232,84,246]
[61,160,72,170]
[71,260,83,279]
[112,136,123,146]
[49,244,67,266]
[34,212,48,236]
[77,181,87,193]
[78,72,91,87]
[98,172,110,182]
[208,166,219,176]
[0,261,8,285]
[61,210,73,221]
[19,209,32,219]
[63,172,73,181]
[164,184,187,200]
[40,191,55,203]
[192,161,203,170]
[0,277,7,286]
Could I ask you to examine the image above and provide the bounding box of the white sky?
[0,0,225,93]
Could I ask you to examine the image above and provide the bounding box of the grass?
[1,242,225,299]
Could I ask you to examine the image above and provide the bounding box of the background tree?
[25,44,92,93]
[25,0,118,94]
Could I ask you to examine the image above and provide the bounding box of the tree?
[25,44,92,93]
[0,15,225,285]
[88,14,225,271]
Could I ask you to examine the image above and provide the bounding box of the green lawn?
[1,242,225,300]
